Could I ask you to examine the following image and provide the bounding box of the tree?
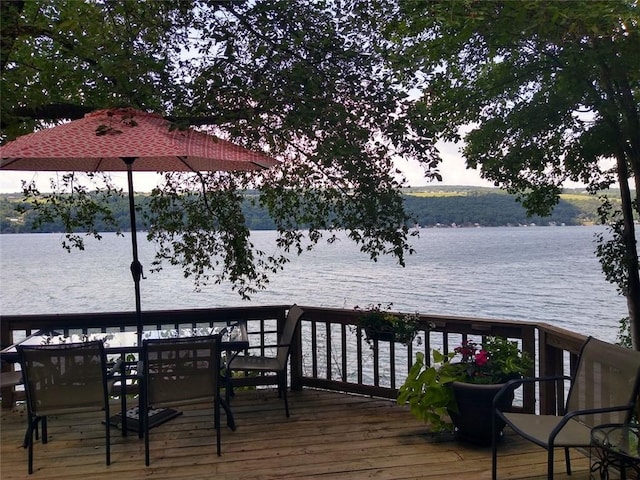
[1,0,437,298]
[389,0,640,348]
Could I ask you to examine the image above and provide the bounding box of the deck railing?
[1,305,587,413]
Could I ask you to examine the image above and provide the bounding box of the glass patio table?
[0,321,249,435]
[591,423,640,479]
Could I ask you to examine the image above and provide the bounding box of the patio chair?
[17,341,112,475]
[227,305,304,417]
[140,334,222,465]
[492,336,640,479]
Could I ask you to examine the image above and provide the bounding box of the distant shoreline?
[1,187,633,234]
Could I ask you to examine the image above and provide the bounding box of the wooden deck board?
[1,389,596,479]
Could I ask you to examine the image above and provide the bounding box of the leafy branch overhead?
[1,1,432,296]
[2,0,638,345]
[387,0,640,348]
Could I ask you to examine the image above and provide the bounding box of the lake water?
[0,226,629,343]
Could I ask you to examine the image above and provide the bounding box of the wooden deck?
[1,389,594,479]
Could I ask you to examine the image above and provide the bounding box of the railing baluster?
[311,320,318,379]
[389,341,396,390]
[356,327,363,385]
[325,321,332,380]
[341,324,347,383]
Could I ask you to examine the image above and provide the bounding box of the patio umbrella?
[0,107,278,338]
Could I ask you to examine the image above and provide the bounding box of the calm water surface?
[0,226,628,343]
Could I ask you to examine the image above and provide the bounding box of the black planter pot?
[364,326,396,342]
[447,381,515,446]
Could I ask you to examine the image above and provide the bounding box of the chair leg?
[491,412,498,480]
[280,372,290,418]
[41,416,48,444]
[25,417,36,474]
[23,416,40,448]
[214,387,220,430]
[283,387,289,418]
[564,447,571,475]
[31,416,40,443]
[144,403,150,466]
[214,397,221,456]
[224,364,235,403]
[547,447,555,479]
[105,406,111,466]
[143,378,150,467]
[138,392,144,439]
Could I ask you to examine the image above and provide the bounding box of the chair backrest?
[276,305,304,366]
[17,340,108,416]
[566,336,640,427]
[143,335,220,409]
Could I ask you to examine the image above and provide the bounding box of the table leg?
[119,355,128,436]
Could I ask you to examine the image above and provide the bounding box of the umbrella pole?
[123,158,144,344]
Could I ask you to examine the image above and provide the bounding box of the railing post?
[538,330,565,415]
[521,327,537,413]
[289,308,303,391]
[1,318,16,409]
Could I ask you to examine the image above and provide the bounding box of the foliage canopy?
[2,1,638,342]
[388,0,640,346]
[1,0,437,297]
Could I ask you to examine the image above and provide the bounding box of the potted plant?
[397,336,533,444]
[354,303,422,347]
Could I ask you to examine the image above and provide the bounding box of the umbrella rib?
[177,156,198,173]
[250,160,272,170]
[93,158,105,172]
[0,158,22,168]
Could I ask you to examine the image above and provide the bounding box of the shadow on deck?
[1,389,593,479]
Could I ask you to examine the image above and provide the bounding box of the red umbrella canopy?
[0,108,278,339]
[0,107,278,172]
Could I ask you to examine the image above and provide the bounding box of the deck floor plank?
[1,389,596,479]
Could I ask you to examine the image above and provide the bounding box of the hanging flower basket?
[355,303,422,347]
[364,325,402,343]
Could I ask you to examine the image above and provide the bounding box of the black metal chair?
[17,341,112,475]
[492,336,640,479]
[228,305,304,417]
[140,334,223,465]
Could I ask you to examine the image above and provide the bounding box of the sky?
[402,140,494,188]
[0,139,493,194]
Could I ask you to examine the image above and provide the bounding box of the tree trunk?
[615,155,640,350]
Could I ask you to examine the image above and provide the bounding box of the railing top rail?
[3,305,586,344]
[298,305,538,337]
[0,305,291,328]
[536,322,587,355]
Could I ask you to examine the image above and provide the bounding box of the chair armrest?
[511,375,571,386]
[548,403,635,444]
[563,404,635,421]
[493,375,571,409]
[241,343,291,351]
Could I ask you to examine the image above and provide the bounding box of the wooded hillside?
[0,187,616,233]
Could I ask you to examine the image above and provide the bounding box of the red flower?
[455,340,478,361]
[475,350,489,366]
